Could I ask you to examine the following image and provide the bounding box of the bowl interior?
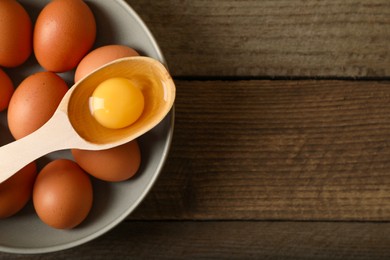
[0,0,173,254]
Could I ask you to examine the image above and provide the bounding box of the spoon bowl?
[0,56,175,183]
[67,56,175,146]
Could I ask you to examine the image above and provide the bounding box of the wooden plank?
[128,0,390,78]
[2,221,389,259]
[130,80,390,221]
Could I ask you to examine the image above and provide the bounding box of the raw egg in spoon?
[0,56,176,183]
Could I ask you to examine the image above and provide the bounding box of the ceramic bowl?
[0,0,173,253]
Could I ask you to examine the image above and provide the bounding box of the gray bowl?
[0,0,173,254]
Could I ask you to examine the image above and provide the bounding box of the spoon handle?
[0,111,77,183]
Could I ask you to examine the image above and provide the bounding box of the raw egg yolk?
[90,77,144,129]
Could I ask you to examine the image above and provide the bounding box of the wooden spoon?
[0,56,175,183]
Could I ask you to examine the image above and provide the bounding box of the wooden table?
[2,0,390,259]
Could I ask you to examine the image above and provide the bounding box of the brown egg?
[0,0,32,67]
[0,68,14,111]
[33,159,93,229]
[74,45,139,82]
[0,162,37,219]
[7,71,68,140]
[72,140,141,182]
[34,0,96,72]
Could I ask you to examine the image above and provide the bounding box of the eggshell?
[0,68,14,111]
[72,140,141,182]
[33,159,93,229]
[7,71,68,140]
[0,162,37,219]
[74,45,139,82]
[34,0,96,72]
[0,0,32,67]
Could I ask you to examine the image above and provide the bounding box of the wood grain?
[130,80,390,221]
[129,0,390,78]
[2,221,389,259]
